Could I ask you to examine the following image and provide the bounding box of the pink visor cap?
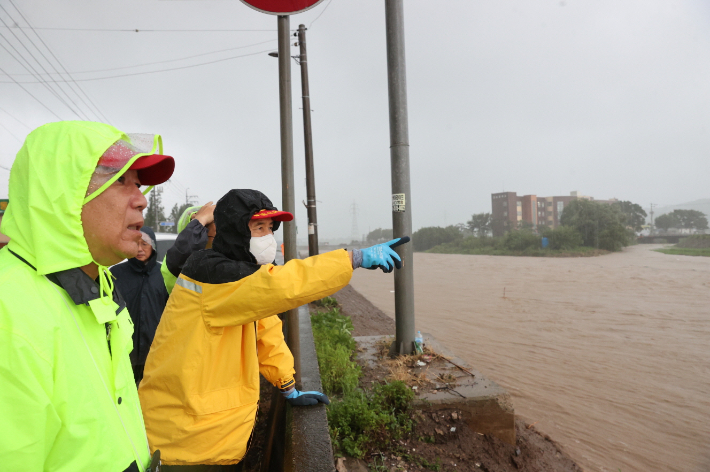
[97,134,175,186]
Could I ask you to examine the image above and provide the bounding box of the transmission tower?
[350,201,359,243]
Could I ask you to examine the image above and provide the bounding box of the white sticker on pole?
[392,193,406,212]
[308,223,315,235]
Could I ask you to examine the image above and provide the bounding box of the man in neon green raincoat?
[0,121,175,471]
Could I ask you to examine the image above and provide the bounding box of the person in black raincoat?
[111,226,169,384]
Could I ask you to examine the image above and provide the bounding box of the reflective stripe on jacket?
[138,249,352,465]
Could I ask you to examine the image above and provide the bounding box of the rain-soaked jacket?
[0,122,152,471]
[139,189,352,466]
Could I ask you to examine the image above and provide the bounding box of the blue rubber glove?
[359,236,411,273]
[284,389,331,406]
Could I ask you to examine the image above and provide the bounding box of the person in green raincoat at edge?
[0,121,175,472]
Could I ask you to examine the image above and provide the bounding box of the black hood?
[212,189,282,262]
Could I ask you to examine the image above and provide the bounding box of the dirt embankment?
[331,285,582,472]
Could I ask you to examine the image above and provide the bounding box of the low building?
[491,191,617,236]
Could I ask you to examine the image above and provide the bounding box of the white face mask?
[250,233,277,265]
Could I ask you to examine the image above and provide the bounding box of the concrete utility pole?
[277,15,300,376]
[153,186,162,232]
[297,24,319,256]
[385,0,416,356]
[650,203,656,234]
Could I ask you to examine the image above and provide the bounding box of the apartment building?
[491,191,616,235]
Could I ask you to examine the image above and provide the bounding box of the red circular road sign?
[240,0,326,15]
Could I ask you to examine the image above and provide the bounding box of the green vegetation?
[678,234,710,249]
[542,225,584,250]
[426,228,606,257]
[655,210,709,232]
[313,296,339,308]
[415,200,636,257]
[312,308,360,395]
[560,199,629,251]
[327,382,414,458]
[412,225,462,251]
[311,308,415,459]
[466,212,491,236]
[653,235,710,257]
[614,200,647,232]
[366,228,393,243]
[654,247,710,257]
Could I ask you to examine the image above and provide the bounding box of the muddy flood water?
[348,244,710,472]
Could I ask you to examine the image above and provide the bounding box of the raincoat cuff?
[352,248,363,269]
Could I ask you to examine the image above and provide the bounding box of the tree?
[144,188,166,232]
[672,209,708,231]
[411,225,462,252]
[559,199,628,251]
[654,213,679,232]
[614,201,647,232]
[167,203,194,234]
[542,226,583,250]
[466,213,491,236]
[366,228,393,243]
[491,218,512,237]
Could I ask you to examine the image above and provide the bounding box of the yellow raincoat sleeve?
[202,249,352,329]
[256,316,296,391]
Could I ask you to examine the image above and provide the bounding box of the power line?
[8,0,111,123]
[0,121,23,143]
[0,32,75,116]
[1,48,275,82]
[0,163,11,171]
[0,105,31,130]
[0,65,62,119]
[309,0,334,29]
[0,26,281,33]
[9,38,277,77]
[0,8,89,120]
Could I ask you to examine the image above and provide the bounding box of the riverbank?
[654,247,710,257]
[328,285,582,472]
[349,245,710,471]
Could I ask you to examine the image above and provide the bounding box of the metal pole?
[298,24,319,257]
[385,0,415,356]
[277,15,300,378]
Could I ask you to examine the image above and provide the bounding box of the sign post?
[385,0,416,356]
[240,0,326,380]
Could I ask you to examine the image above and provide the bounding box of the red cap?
[129,154,175,186]
[251,208,294,222]
[97,139,175,186]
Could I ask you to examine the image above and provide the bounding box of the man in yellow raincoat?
[139,189,409,469]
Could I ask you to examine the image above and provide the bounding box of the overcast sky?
[1,0,709,241]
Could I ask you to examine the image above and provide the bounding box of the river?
[348,244,710,472]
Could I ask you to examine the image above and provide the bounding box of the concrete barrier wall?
[266,305,335,472]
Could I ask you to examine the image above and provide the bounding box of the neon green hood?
[177,205,202,233]
[2,121,131,275]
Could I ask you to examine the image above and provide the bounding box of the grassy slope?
[654,247,710,257]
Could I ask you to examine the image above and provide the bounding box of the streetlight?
[267,26,320,257]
